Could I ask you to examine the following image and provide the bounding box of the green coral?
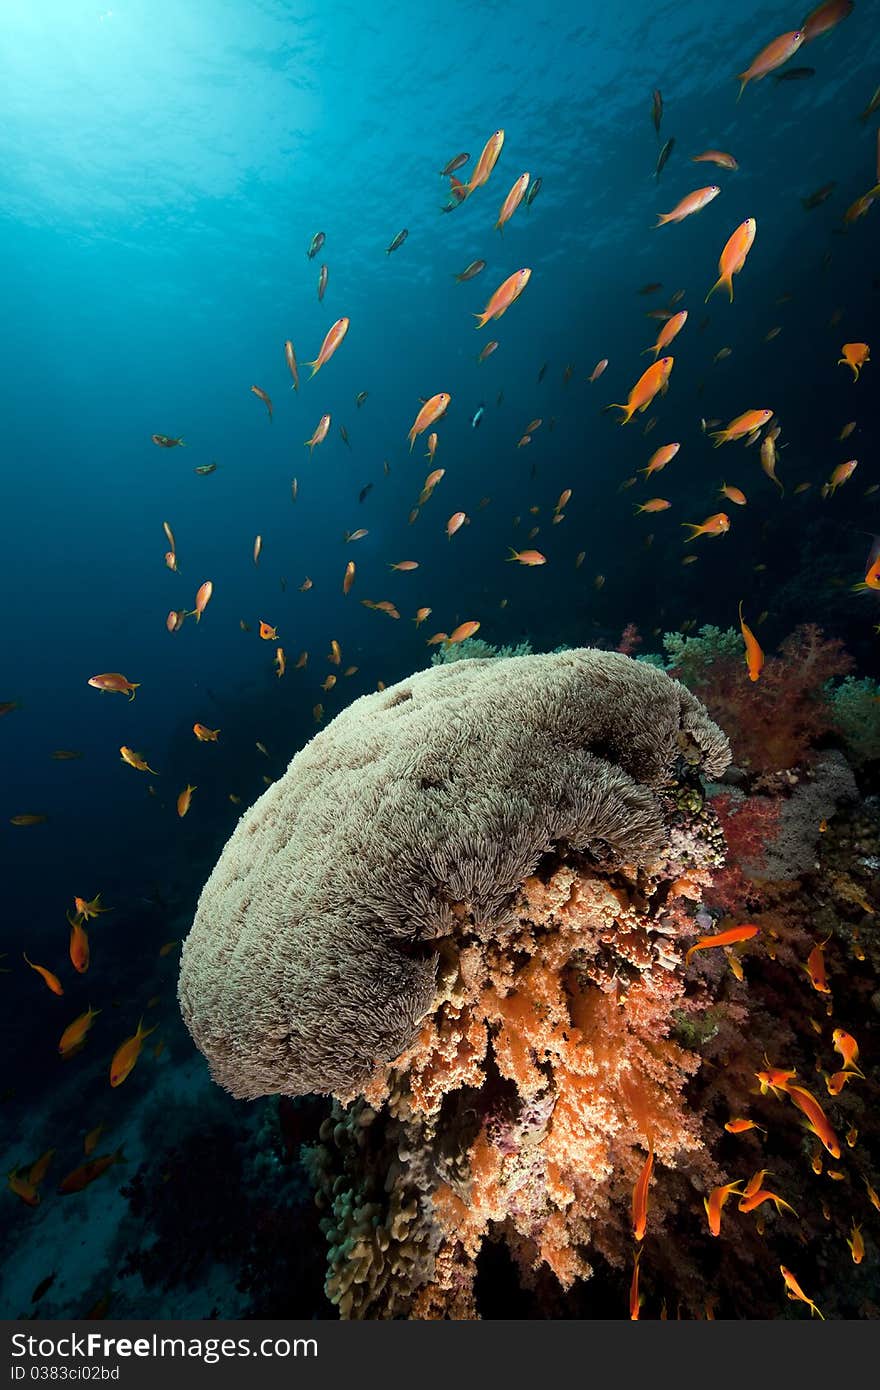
[828,676,880,764]
[661,626,741,686]
[635,652,666,670]
[431,637,533,666]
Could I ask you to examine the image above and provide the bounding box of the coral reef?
[179,649,729,1101]
[431,637,533,664]
[829,677,880,767]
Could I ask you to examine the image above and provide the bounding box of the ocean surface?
[1,0,879,1320]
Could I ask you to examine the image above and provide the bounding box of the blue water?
[1,0,879,1318]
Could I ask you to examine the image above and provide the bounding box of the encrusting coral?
[178,648,729,1102]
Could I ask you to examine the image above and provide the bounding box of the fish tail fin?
[606,403,632,424]
[710,430,727,447]
[653,214,671,228]
[640,345,660,357]
[304,360,318,378]
[128,685,140,701]
[681,524,702,541]
[473,312,489,329]
[408,432,416,452]
[851,581,868,592]
[506,548,520,562]
[736,76,747,103]
[705,275,730,304]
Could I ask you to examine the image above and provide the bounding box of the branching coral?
[829,676,880,766]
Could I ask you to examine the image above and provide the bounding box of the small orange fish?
[23,952,64,995]
[632,1136,654,1241]
[805,939,830,993]
[780,1265,823,1320]
[250,384,273,422]
[58,1149,125,1195]
[847,1223,864,1265]
[275,646,286,678]
[738,33,804,99]
[692,150,739,170]
[681,512,731,541]
[259,620,278,641]
[68,913,89,973]
[738,601,764,681]
[831,1028,863,1075]
[644,312,687,359]
[27,1149,55,1187]
[8,1171,40,1206]
[166,609,186,633]
[838,342,869,381]
[477,340,499,363]
[408,394,451,451]
[640,442,680,477]
[704,1180,743,1236]
[474,269,532,328]
[608,357,673,425]
[739,1187,797,1218]
[253,534,262,566]
[109,1018,157,1088]
[508,548,546,565]
[686,923,758,964]
[634,498,671,514]
[826,459,857,495]
[413,607,432,626]
[706,218,756,302]
[655,185,720,227]
[193,724,220,742]
[801,0,854,43]
[305,414,331,453]
[781,1081,840,1158]
[190,580,213,623]
[589,358,608,382]
[59,1004,100,1057]
[390,560,419,571]
[864,1179,880,1213]
[284,339,299,391]
[425,432,438,462]
[721,483,747,506]
[825,1069,858,1096]
[176,783,196,818]
[343,560,356,595]
[74,894,109,922]
[629,1249,642,1320]
[711,408,772,445]
[87,672,140,701]
[724,1118,766,1135]
[164,550,178,572]
[446,621,480,646]
[305,317,350,378]
[464,129,504,196]
[495,172,530,233]
[447,511,468,539]
[120,747,158,774]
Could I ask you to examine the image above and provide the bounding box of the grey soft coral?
[178,648,730,1101]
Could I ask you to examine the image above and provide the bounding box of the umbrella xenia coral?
[179,648,730,1104]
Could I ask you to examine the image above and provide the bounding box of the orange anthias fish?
[305,414,331,453]
[22,952,64,995]
[825,459,857,496]
[801,0,853,44]
[706,218,756,302]
[720,483,747,506]
[495,172,529,233]
[632,1137,654,1242]
[120,747,158,774]
[446,511,467,539]
[446,621,480,646]
[804,939,830,993]
[87,673,140,701]
[284,339,299,391]
[756,1062,798,1097]
[110,1018,158,1088]
[250,385,273,422]
[724,1118,766,1135]
[176,784,196,818]
[738,32,804,98]
[838,343,869,380]
[68,913,89,973]
[193,724,220,742]
[634,498,671,514]
[58,1149,125,1195]
[74,894,109,921]
[686,923,758,964]
[644,311,687,359]
[780,1266,824,1320]
[408,394,451,451]
[847,1223,865,1265]
[704,1181,743,1236]
[655,185,720,227]
[474,269,532,328]
[59,1004,100,1057]
[781,1081,841,1158]
[692,150,739,170]
[275,646,286,678]
[343,560,356,595]
[305,317,350,378]
[508,548,547,566]
[190,580,213,623]
[8,1171,40,1206]
[259,621,278,641]
[831,1028,863,1075]
[682,512,730,541]
[738,601,764,681]
[711,408,773,445]
[629,1249,642,1320]
[825,1070,858,1096]
[608,357,673,425]
[640,442,680,477]
[464,129,504,195]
